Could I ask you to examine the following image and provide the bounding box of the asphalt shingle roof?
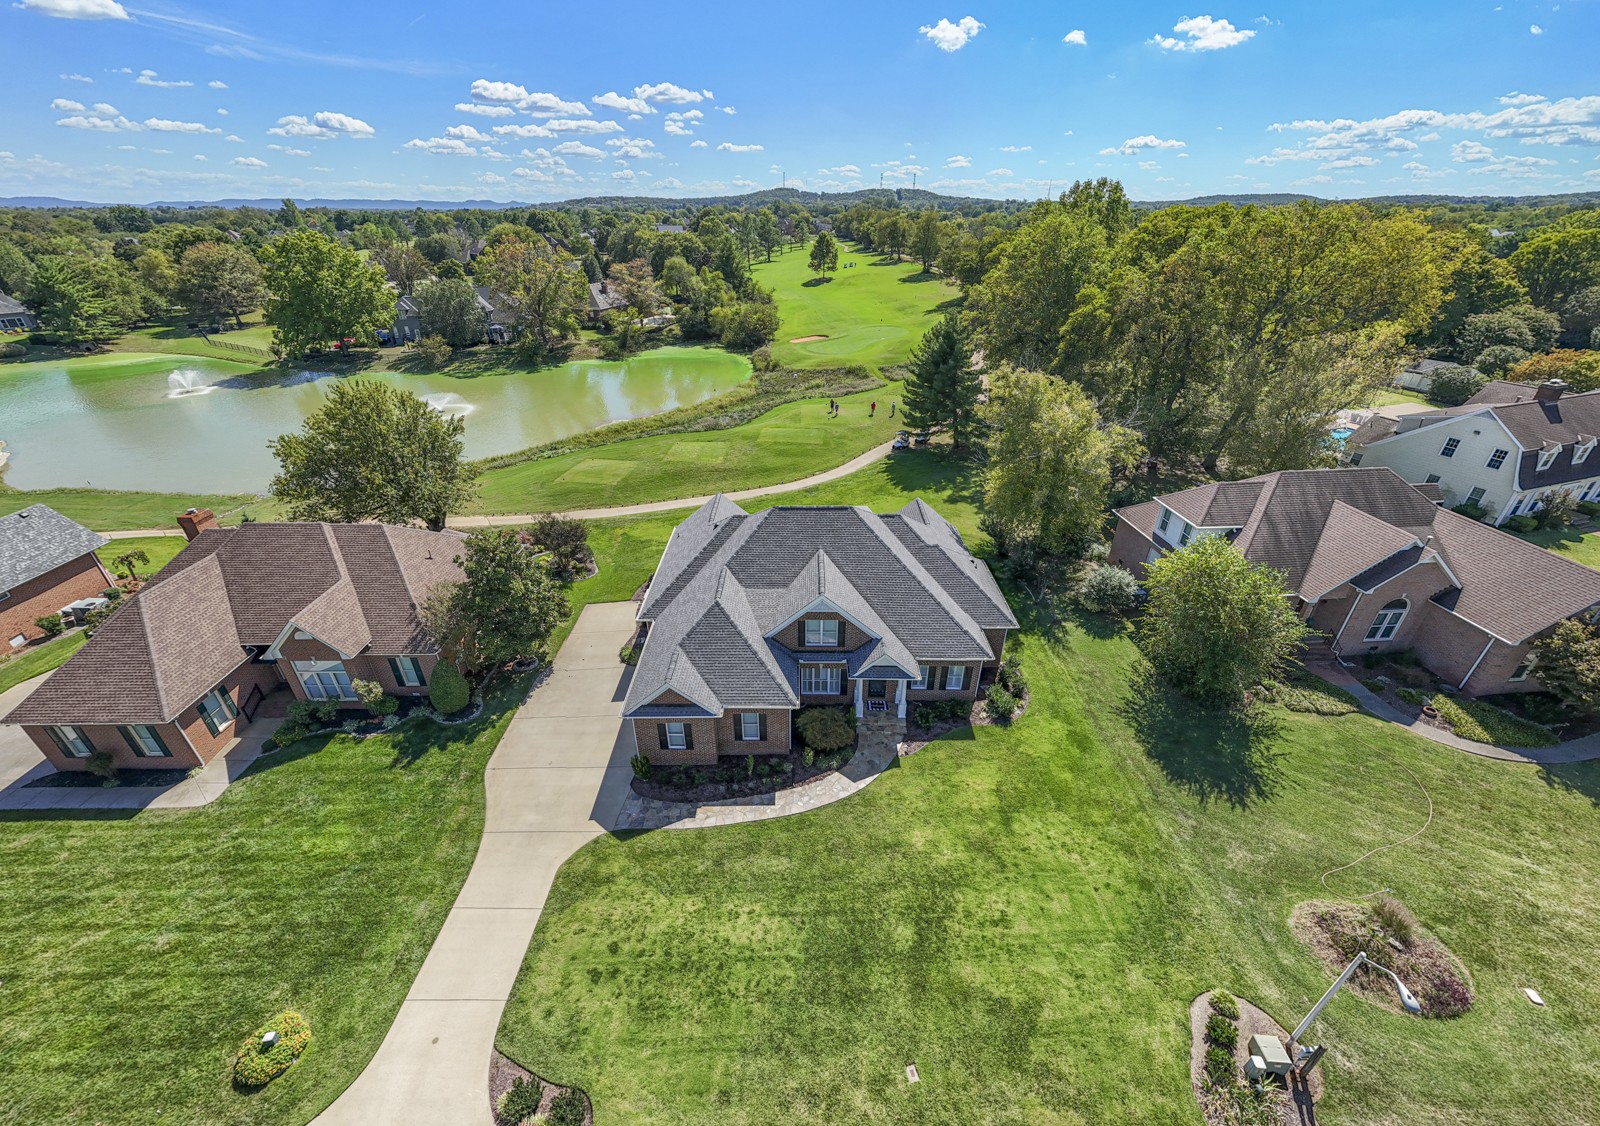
[624,498,1015,717]
[0,505,108,594]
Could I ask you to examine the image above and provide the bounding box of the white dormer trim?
[1537,445,1561,471]
[262,620,356,662]
[1575,438,1596,465]
[767,595,880,641]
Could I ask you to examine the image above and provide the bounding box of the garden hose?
[1319,762,1434,900]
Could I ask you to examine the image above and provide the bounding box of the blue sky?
[2,0,1597,203]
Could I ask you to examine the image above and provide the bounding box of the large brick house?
[1,504,113,650]
[4,513,467,772]
[1110,467,1600,697]
[623,496,1017,765]
[1344,378,1600,525]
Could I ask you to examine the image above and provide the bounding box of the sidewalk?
[311,601,639,1126]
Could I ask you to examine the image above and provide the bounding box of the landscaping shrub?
[1374,895,1419,947]
[795,706,854,753]
[1426,364,1487,406]
[1504,515,1539,534]
[546,1089,587,1126]
[414,333,452,370]
[1205,1012,1238,1050]
[100,587,122,602]
[84,750,117,784]
[629,752,651,781]
[524,514,594,580]
[750,344,776,371]
[1260,670,1360,716]
[34,615,65,638]
[1539,490,1579,529]
[291,699,342,727]
[1580,501,1600,518]
[0,340,27,358]
[1308,902,1474,1019]
[1076,562,1141,614]
[352,678,398,716]
[1209,990,1240,1021]
[1396,687,1425,705]
[82,604,115,634]
[1428,694,1556,747]
[999,655,1028,698]
[1203,1046,1235,1086]
[497,1076,543,1124]
[1450,501,1489,521]
[986,683,1018,722]
[1361,677,1388,692]
[429,661,471,715]
[232,1011,311,1088]
[618,644,639,665]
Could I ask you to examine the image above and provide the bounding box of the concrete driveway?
[0,675,55,793]
[313,601,639,1126]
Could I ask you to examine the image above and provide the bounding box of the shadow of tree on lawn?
[1539,760,1600,807]
[1116,667,1285,809]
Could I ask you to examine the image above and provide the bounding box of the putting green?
[556,459,637,484]
[663,442,728,463]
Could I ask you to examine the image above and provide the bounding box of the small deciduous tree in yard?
[1425,364,1485,406]
[807,230,840,279]
[413,276,486,348]
[522,514,593,580]
[1532,619,1600,716]
[112,549,149,582]
[422,530,569,672]
[1135,535,1313,704]
[979,368,1142,562]
[268,380,475,530]
[902,314,984,450]
[261,228,394,357]
[414,333,452,370]
[177,241,267,328]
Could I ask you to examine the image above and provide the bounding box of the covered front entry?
[853,677,907,719]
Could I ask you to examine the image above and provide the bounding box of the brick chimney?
[1535,378,1568,403]
[177,507,218,541]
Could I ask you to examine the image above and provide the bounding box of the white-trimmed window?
[389,656,427,687]
[1348,452,1363,466]
[801,665,843,695]
[119,724,171,757]
[912,664,930,689]
[46,725,94,758]
[1425,474,1442,484]
[945,665,968,691]
[1364,599,1409,643]
[1440,438,1460,458]
[663,722,688,750]
[1157,507,1172,535]
[1538,447,1560,471]
[738,713,765,741]
[1509,653,1538,683]
[1486,448,1510,470]
[1177,521,1194,547]
[802,618,840,647]
[295,659,356,701]
[1465,487,1487,507]
[1576,441,1596,465]
[1508,497,1524,516]
[197,686,237,737]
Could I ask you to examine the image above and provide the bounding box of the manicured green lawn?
[753,243,959,371]
[109,316,277,366]
[0,487,276,531]
[0,631,87,694]
[471,384,906,514]
[0,675,528,1125]
[1367,387,1433,408]
[1516,525,1600,571]
[499,459,1600,1126]
[96,534,191,578]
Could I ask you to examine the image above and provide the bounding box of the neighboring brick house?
[4,515,467,772]
[624,496,1017,766]
[1109,467,1600,698]
[1344,378,1600,525]
[0,504,113,649]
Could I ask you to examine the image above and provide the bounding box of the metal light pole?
[1292,950,1421,1043]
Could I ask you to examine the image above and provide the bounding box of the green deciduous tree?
[473,235,588,348]
[26,257,119,347]
[371,241,433,296]
[902,314,983,448]
[978,368,1142,560]
[1532,619,1600,716]
[178,241,266,327]
[1509,227,1600,309]
[421,529,569,671]
[261,228,394,357]
[0,240,35,297]
[1135,535,1313,704]
[911,209,944,273]
[807,230,840,278]
[134,248,179,303]
[414,277,486,348]
[268,380,476,530]
[1458,304,1561,361]
[966,204,1106,371]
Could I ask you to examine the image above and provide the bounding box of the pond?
[0,348,752,493]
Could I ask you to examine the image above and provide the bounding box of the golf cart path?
[97,440,897,538]
[311,601,638,1126]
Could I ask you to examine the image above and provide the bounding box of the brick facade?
[1109,516,1159,581]
[631,717,719,766]
[277,634,437,707]
[2,553,112,648]
[716,708,791,755]
[782,611,866,653]
[906,663,981,702]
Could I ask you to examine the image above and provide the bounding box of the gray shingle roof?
[0,290,30,317]
[624,498,1015,717]
[0,505,109,594]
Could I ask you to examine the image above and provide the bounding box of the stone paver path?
[615,724,901,831]
[312,601,638,1126]
[0,672,280,810]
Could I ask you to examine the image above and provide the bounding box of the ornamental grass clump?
[547,1088,587,1126]
[497,1076,542,1123]
[233,1011,311,1088]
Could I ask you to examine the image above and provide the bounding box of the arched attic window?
[1364,598,1409,643]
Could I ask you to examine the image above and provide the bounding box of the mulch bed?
[900,689,1029,756]
[1290,900,1475,1019]
[631,748,850,803]
[25,767,191,789]
[1188,990,1320,1126]
[489,1049,591,1126]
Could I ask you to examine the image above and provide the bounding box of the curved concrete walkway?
[312,601,639,1126]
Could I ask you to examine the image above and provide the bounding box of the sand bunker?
[789,335,829,343]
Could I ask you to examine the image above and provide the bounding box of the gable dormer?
[1575,435,1597,465]
[1537,441,1562,472]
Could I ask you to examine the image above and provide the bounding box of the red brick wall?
[1109,515,1159,580]
[716,708,791,755]
[782,611,865,653]
[25,721,200,771]
[631,717,719,766]
[907,664,980,702]
[278,635,435,707]
[1,553,111,648]
[983,629,1009,669]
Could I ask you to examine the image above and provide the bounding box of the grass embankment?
[754,243,959,370]
[0,674,529,1125]
[96,535,190,577]
[499,454,1600,1126]
[1516,524,1600,572]
[0,487,273,531]
[0,631,87,694]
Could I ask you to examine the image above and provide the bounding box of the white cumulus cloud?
[456,102,515,117]
[268,111,375,139]
[144,117,219,134]
[1100,135,1186,155]
[51,98,86,112]
[469,80,589,117]
[444,124,492,142]
[717,142,764,152]
[137,70,192,88]
[209,80,228,90]
[594,91,653,114]
[56,114,138,131]
[919,15,984,51]
[18,0,127,19]
[1062,29,1087,46]
[1000,144,1031,152]
[1150,15,1255,51]
[232,156,267,168]
[633,82,710,105]
[552,140,604,158]
[1530,24,1543,35]
[60,72,93,82]
[690,139,707,148]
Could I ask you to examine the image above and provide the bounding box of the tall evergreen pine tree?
[902,315,984,449]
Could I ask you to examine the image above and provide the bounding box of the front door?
[866,679,887,711]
